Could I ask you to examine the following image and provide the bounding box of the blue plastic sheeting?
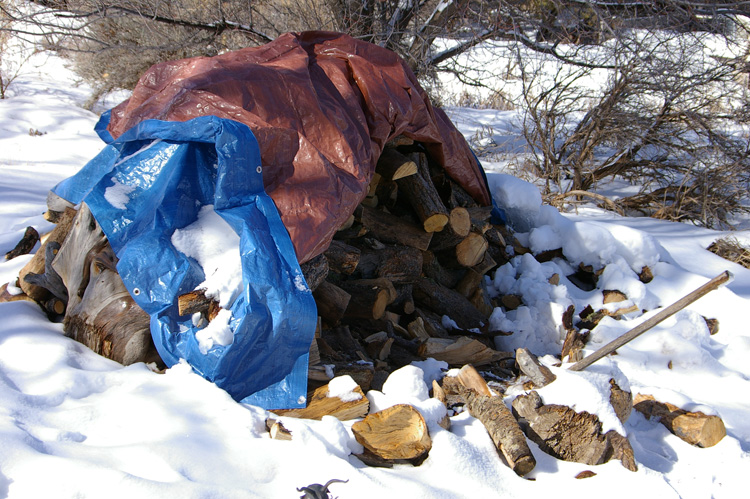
[53,114,318,409]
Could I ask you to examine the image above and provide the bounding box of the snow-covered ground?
[2,38,750,499]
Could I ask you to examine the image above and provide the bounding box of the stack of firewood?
[294,137,517,390]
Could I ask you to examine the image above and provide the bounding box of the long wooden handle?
[569,270,732,372]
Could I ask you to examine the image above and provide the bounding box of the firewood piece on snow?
[633,393,725,448]
[515,347,556,388]
[273,380,369,421]
[178,289,220,319]
[512,390,637,472]
[5,226,39,260]
[603,289,628,304]
[266,418,293,440]
[453,366,536,476]
[432,379,452,430]
[609,380,632,424]
[352,403,431,464]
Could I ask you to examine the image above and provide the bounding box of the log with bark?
[633,393,725,448]
[512,390,637,471]
[442,365,536,476]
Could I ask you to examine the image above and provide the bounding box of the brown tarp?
[106,31,491,264]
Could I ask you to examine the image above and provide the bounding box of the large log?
[413,277,486,330]
[313,281,351,326]
[356,205,433,251]
[451,365,536,476]
[396,152,449,233]
[633,393,725,448]
[300,253,329,291]
[512,390,637,471]
[324,240,360,275]
[340,278,396,320]
[352,404,431,464]
[376,148,418,180]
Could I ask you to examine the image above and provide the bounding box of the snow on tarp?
[50,31,494,409]
[53,116,316,409]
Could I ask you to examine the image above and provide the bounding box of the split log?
[406,317,431,340]
[376,148,418,180]
[323,240,360,275]
[352,404,431,464]
[356,205,433,251]
[610,380,632,424]
[454,232,489,268]
[419,337,512,366]
[431,380,451,430]
[452,365,536,476]
[5,226,39,260]
[413,278,486,330]
[273,379,369,421]
[515,348,556,388]
[23,242,68,314]
[357,245,422,283]
[19,206,77,302]
[602,289,628,304]
[396,152,449,233]
[512,390,637,471]
[313,281,351,326]
[266,418,293,440]
[633,394,725,448]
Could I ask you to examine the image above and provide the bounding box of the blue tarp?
[53,113,318,409]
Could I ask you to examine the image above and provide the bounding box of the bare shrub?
[707,237,750,270]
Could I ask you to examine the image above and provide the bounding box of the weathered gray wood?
[516,348,557,388]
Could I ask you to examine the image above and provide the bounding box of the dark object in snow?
[5,226,39,260]
[297,478,348,499]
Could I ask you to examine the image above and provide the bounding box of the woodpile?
[0,137,729,476]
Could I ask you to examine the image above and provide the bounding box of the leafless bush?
[707,237,750,270]
[514,8,750,228]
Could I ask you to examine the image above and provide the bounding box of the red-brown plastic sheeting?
[106,31,491,264]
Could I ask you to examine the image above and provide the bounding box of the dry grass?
[707,237,750,270]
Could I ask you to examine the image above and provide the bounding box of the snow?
[326,375,362,402]
[2,30,750,499]
[171,204,243,309]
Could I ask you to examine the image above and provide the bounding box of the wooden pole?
[569,271,731,372]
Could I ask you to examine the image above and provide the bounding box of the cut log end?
[423,213,449,233]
